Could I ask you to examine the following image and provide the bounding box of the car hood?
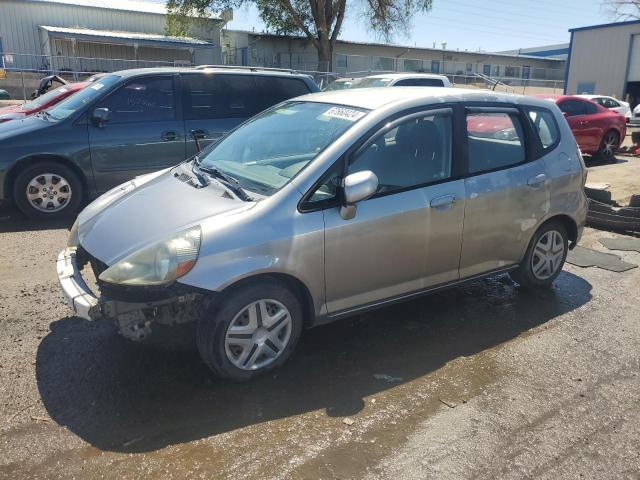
[78,166,257,265]
[0,114,51,141]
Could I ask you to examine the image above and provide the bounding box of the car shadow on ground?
[0,204,73,233]
[584,155,628,168]
[36,271,592,453]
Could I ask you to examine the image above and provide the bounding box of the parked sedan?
[58,88,587,380]
[632,103,640,125]
[578,95,631,122]
[351,73,451,88]
[534,95,626,161]
[0,82,89,123]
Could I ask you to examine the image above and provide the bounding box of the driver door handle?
[430,194,457,208]
[527,173,547,187]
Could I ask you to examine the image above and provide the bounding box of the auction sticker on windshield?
[321,107,366,121]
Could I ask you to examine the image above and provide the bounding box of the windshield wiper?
[190,158,209,188]
[193,161,252,201]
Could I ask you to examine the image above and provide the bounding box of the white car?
[578,95,631,122]
[633,103,640,125]
[351,73,451,88]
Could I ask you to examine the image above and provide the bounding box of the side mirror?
[91,107,110,127]
[339,170,378,220]
[562,111,569,118]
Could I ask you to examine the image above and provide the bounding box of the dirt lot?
[1,193,640,478]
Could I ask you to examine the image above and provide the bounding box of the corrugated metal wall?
[567,23,640,98]
[0,0,221,69]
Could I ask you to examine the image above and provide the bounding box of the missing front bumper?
[56,247,205,341]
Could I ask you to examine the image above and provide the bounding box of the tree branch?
[330,0,346,45]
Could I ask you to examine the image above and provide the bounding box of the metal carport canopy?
[39,25,215,49]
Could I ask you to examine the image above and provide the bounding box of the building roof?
[228,29,566,63]
[40,25,214,47]
[28,0,225,19]
[569,19,640,33]
[301,86,551,111]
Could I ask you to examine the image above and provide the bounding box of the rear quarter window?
[253,77,312,111]
[526,108,560,150]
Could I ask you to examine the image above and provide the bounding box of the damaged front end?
[57,246,209,341]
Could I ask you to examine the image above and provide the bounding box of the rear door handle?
[190,129,209,140]
[527,173,547,187]
[580,120,589,126]
[430,194,457,209]
[162,131,179,141]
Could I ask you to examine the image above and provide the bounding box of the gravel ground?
[0,201,639,479]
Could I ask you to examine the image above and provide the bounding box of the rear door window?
[466,112,526,174]
[182,74,256,120]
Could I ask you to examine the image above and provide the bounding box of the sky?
[151,0,621,51]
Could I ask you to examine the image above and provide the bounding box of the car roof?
[110,66,314,80]
[364,73,448,80]
[300,87,555,110]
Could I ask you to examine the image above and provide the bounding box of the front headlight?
[99,226,202,286]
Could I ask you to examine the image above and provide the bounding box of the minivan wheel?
[597,131,619,162]
[13,161,83,219]
[196,279,303,380]
[510,221,568,288]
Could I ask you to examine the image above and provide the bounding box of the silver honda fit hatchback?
[58,87,587,380]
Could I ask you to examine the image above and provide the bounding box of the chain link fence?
[1,50,565,101]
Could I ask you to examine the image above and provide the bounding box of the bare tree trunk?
[317,37,332,72]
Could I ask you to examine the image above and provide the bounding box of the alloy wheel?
[224,299,292,371]
[531,230,565,280]
[602,132,618,158]
[26,173,72,212]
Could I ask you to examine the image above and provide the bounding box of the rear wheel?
[597,130,619,162]
[196,279,303,380]
[510,221,568,288]
[13,161,83,219]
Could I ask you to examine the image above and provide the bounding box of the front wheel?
[510,221,568,288]
[13,161,83,219]
[196,279,303,380]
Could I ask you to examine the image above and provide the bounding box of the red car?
[0,82,89,123]
[533,94,626,161]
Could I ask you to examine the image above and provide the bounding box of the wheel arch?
[217,272,317,328]
[541,214,578,248]
[4,154,88,201]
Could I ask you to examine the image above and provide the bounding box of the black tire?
[196,279,304,381]
[13,161,83,219]
[510,220,569,289]
[596,130,619,163]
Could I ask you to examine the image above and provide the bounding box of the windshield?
[47,75,121,120]
[351,78,392,88]
[199,101,368,196]
[23,85,76,110]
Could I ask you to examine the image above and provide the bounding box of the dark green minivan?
[0,67,318,219]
